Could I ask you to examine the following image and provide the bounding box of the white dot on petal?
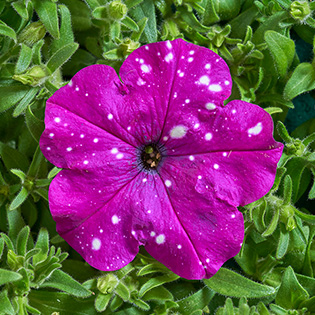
[83,160,89,165]
[163,136,168,141]
[142,178,147,183]
[199,261,202,265]
[165,180,172,187]
[206,258,210,263]
[170,125,187,139]
[66,147,72,152]
[189,155,195,161]
[209,84,222,92]
[185,99,190,104]
[205,133,212,141]
[174,92,177,98]
[194,123,200,129]
[49,133,54,137]
[131,231,136,235]
[47,147,51,151]
[205,64,211,69]
[225,80,230,85]
[139,59,144,64]
[116,153,124,159]
[93,138,99,143]
[92,238,101,251]
[179,72,184,77]
[54,117,61,123]
[75,87,79,91]
[232,109,236,114]
[198,175,202,179]
[100,229,103,233]
[206,103,216,110]
[177,245,182,249]
[214,164,219,169]
[165,52,173,63]
[166,41,172,49]
[199,75,210,85]
[108,113,113,120]
[145,45,149,50]
[80,134,84,138]
[248,122,262,135]
[188,57,194,62]
[111,148,118,154]
[127,126,131,131]
[137,78,146,86]
[189,50,194,55]
[231,214,236,218]
[223,152,227,157]
[150,231,156,237]
[111,215,119,224]
[141,64,150,73]
[156,234,165,244]
[85,93,89,97]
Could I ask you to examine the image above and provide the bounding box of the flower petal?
[40,103,137,170]
[120,39,232,143]
[162,100,283,157]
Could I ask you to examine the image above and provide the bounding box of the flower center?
[141,143,162,170]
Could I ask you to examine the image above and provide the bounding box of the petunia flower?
[39,39,283,280]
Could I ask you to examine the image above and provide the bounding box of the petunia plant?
[39,38,283,279]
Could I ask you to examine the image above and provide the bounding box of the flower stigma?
[140,143,163,171]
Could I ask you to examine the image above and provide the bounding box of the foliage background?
[0,0,315,314]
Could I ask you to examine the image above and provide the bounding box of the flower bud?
[290,1,311,21]
[212,0,241,21]
[280,205,296,231]
[108,1,128,20]
[18,22,46,47]
[97,274,118,294]
[13,65,49,86]
[120,38,140,57]
[285,139,306,156]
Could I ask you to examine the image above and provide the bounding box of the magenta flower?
[40,39,283,279]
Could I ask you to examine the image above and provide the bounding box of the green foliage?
[1,0,315,314]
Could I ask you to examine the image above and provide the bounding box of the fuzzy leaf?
[9,187,29,211]
[0,290,14,315]
[284,63,315,100]
[40,269,92,297]
[15,44,33,74]
[204,268,276,298]
[265,31,295,78]
[33,0,60,39]
[275,266,309,309]
[0,22,17,42]
[0,269,23,286]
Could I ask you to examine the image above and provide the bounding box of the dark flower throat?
[141,143,162,170]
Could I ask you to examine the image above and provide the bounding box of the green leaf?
[0,268,23,286]
[0,238,4,260]
[204,268,276,298]
[33,228,49,265]
[13,87,39,117]
[262,206,279,237]
[177,7,211,32]
[138,273,180,297]
[0,290,14,315]
[25,104,45,142]
[28,291,97,315]
[284,63,315,100]
[33,0,60,39]
[121,16,139,32]
[142,286,173,302]
[16,226,30,256]
[277,121,292,143]
[10,169,26,182]
[276,224,290,259]
[95,293,112,312]
[201,0,220,25]
[177,287,215,314]
[264,107,283,115]
[48,167,62,179]
[9,187,29,210]
[0,85,31,113]
[275,266,309,309]
[283,175,292,204]
[115,282,130,301]
[50,5,74,54]
[0,22,17,43]
[129,0,157,43]
[40,269,92,297]
[46,42,79,74]
[15,44,33,75]
[265,31,295,78]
